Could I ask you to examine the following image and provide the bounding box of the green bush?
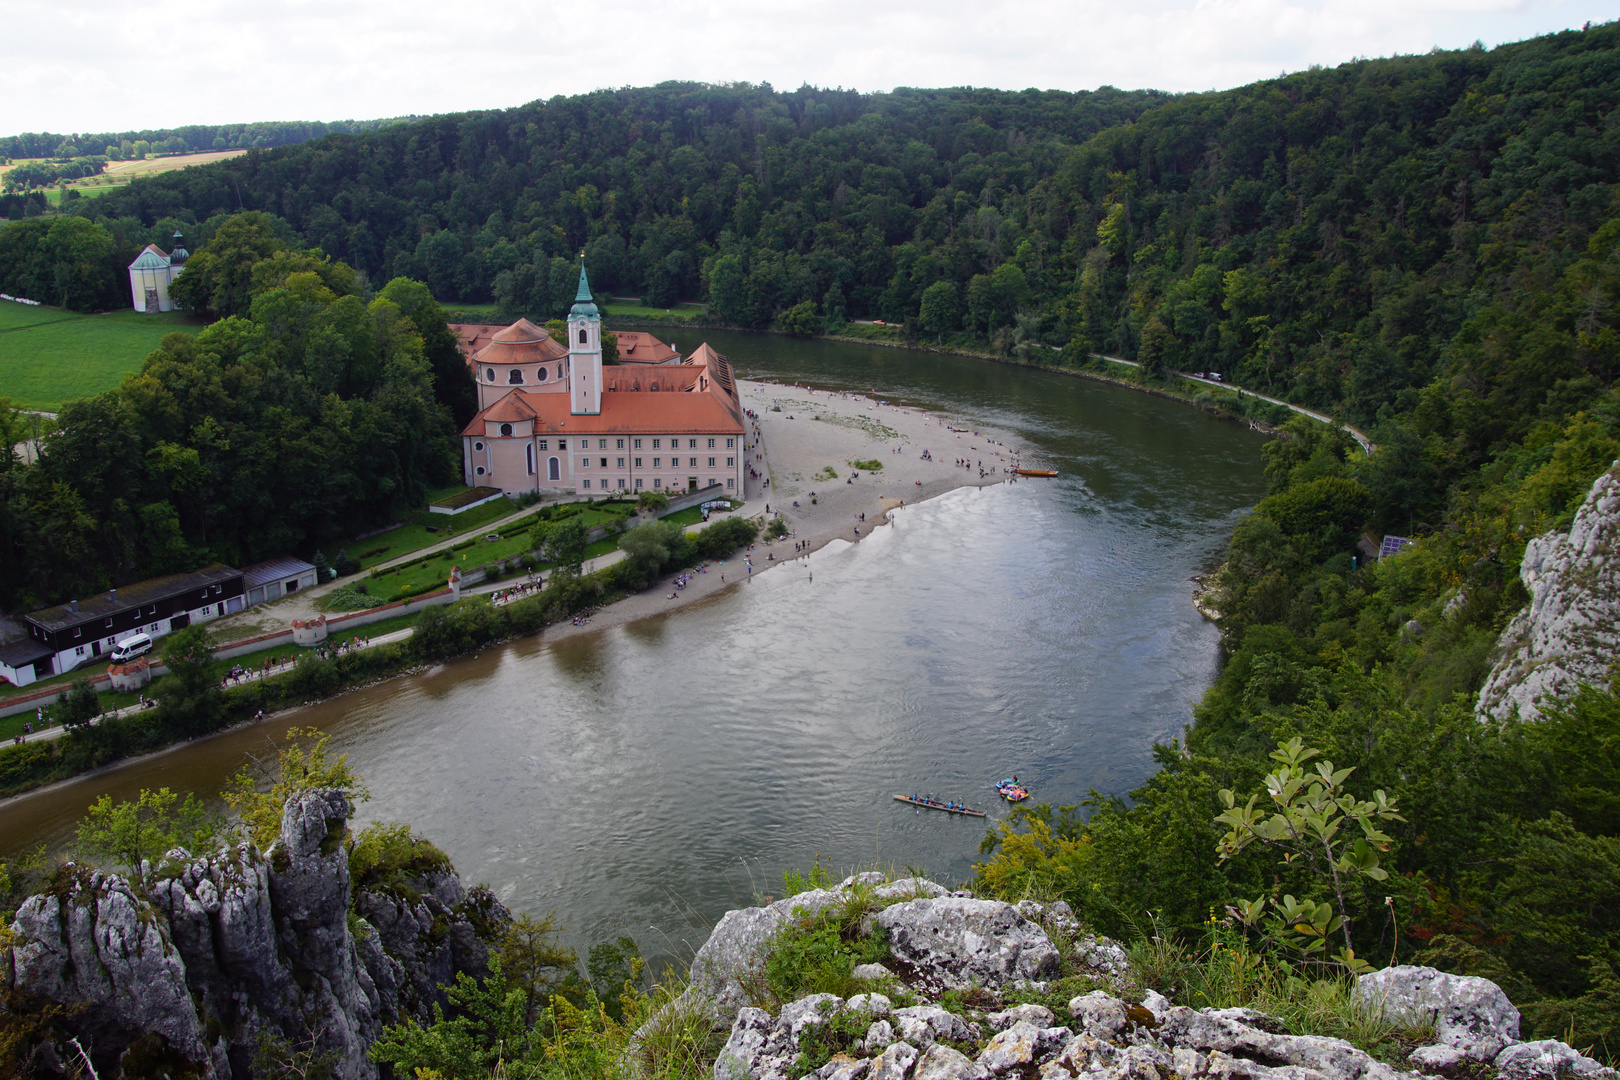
[348,821,452,896]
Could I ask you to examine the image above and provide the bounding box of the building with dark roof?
[0,564,244,687]
[243,557,318,606]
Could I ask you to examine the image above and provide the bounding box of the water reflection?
[0,337,1266,962]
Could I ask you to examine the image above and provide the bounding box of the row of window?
[580,457,733,469]
[72,621,163,658]
[474,437,737,452]
[575,478,736,491]
[486,363,566,384]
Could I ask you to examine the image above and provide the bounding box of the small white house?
[128,231,189,313]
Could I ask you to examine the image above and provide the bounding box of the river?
[0,333,1268,971]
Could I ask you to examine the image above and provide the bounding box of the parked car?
[110,632,153,662]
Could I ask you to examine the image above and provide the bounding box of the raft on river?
[893,794,988,817]
[1015,468,1059,478]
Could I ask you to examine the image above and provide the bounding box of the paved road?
[1089,353,1376,454]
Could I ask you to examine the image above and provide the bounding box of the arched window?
[578,328,587,344]
[508,369,525,384]
[500,423,513,437]
[547,457,560,481]
[485,367,495,382]
[526,444,535,474]
[557,363,565,379]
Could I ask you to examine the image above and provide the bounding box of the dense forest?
[0,117,420,164]
[0,214,464,610]
[3,27,1620,1064]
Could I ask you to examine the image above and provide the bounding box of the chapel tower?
[568,265,602,415]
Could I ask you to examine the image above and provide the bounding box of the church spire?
[570,264,599,319]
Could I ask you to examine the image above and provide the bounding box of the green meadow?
[0,305,196,409]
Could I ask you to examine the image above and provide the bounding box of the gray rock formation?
[3,789,505,1079]
[1354,964,1520,1062]
[705,962,1616,1080]
[1479,461,1620,721]
[688,887,844,1019]
[873,897,1059,991]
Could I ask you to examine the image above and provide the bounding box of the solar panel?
[1379,535,1413,558]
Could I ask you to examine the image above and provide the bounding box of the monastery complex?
[451,268,746,499]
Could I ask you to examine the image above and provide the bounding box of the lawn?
[344,498,520,569]
[0,302,79,330]
[662,499,742,528]
[602,302,711,325]
[366,506,633,599]
[0,308,199,409]
[443,302,502,321]
[45,184,127,205]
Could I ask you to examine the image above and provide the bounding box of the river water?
[0,334,1267,969]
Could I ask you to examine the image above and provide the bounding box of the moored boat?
[1015,468,1059,477]
[894,794,988,817]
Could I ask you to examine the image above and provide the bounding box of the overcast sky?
[0,0,1609,136]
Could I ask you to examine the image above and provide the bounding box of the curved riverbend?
[0,334,1267,967]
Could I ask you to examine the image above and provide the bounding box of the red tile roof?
[613,331,679,364]
[512,390,743,436]
[484,394,538,422]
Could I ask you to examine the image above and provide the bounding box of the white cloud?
[0,0,1601,135]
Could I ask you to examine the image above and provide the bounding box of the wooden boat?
[894,794,987,817]
[1015,468,1059,478]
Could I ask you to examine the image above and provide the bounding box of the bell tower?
[568,263,602,415]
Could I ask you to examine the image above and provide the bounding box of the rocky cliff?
[1478,460,1620,722]
[671,874,1614,1080]
[1,788,507,1079]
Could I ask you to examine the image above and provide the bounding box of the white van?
[110,632,153,662]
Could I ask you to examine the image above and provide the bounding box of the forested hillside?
[5,29,1620,1054]
[0,117,419,164]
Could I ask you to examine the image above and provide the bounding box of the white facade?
[127,241,186,313]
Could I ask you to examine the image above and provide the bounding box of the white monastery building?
[127,231,188,313]
[455,268,746,498]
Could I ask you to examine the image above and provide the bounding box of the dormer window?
[508,369,525,384]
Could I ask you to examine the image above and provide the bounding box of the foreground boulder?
[874,896,1059,991]
[683,871,1615,1080]
[1354,964,1520,1066]
[3,789,506,1080]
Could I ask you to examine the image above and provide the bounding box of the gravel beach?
[539,377,1029,639]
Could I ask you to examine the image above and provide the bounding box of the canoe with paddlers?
[894,794,987,817]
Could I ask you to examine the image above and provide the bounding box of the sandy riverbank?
[536,377,1028,640]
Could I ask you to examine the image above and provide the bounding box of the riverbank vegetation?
[0,513,759,798]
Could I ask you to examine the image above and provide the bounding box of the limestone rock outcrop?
[687,875,1613,1080]
[3,789,506,1079]
[1478,461,1620,721]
